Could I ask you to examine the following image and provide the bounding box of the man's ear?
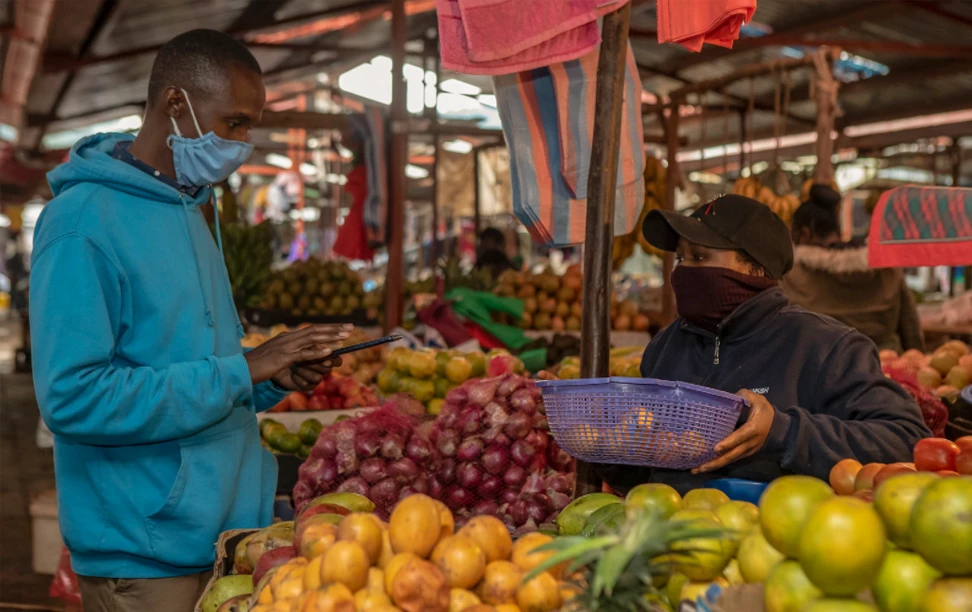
[161,86,185,119]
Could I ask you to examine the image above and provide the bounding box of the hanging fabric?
[868,186,972,268]
[332,165,376,261]
[348,110,387,247]
[437,0,627,76]
[656,0,756,52]
[493,43,645,247]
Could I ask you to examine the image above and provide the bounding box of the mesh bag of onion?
[427,373,576,532]
[292,404,433,519]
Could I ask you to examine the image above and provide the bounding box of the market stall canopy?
[868,185,972,268]
[3,0,972,199]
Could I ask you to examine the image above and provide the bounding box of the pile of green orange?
[376,348,523,414]
[260,418,323,459]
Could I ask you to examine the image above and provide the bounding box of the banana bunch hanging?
[622,156,667,264]
[732,175,801,225]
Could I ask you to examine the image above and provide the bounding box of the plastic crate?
[537,377,746,470]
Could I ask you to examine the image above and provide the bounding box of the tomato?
[956,436,972,453]
[913,438,960,472]
[855,463,885,491]
[829,459,863,495]
[306,395,330,411]
[957,449,972,476]
[872,463,916,489]
[289,392,308,411]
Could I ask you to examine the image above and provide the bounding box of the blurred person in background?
[781,184,924,353]
[475,227,517,276]
[30,30,348,612]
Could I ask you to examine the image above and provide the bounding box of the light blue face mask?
[167,89,254,187]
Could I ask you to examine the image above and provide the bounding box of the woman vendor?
[594,194,931,494]
[780,184,924,354]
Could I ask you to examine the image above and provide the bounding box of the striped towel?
[493,44,644,246]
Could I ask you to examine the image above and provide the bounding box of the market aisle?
[1,316,63,610]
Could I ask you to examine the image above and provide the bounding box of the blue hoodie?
[30,132,287,579]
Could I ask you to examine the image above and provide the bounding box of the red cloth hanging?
[333,165,375,261]
[656,0,756,52]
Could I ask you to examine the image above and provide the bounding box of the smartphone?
[295,334,403,367]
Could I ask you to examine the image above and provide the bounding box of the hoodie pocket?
[146,419,262,568]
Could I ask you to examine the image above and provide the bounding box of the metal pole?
[384,0,407,331]
[473,149,482,236]
[576,3,632,496]
[428,31,442,266]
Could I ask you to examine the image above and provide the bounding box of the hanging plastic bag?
[49,546,81,606]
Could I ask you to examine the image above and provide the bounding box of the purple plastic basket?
[537,377,747,469]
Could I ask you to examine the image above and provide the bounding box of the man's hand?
[244,324,351,393]
[693,389,776,474]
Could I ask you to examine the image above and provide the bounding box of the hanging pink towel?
[656,0,756,52]
[437,0,626,76]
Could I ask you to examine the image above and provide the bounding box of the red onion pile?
[293,405,429,518]
[293,372,575,531]
[427,373,574,530]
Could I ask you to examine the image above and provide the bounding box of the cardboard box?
[193,529,258,612]
[29,489,63,574]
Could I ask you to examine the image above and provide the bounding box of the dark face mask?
[671,265,778,333]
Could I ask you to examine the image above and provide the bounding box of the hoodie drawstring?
[181,197,215,328]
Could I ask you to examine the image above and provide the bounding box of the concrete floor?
[0,316,64,610]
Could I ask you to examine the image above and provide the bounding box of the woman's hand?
[692,389,776,474]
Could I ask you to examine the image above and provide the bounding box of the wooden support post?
[473,149,482,236]
[661,108,680,326]
[385,0,407,331]
[811,51,838,185]
[576,3,632,496]
[427,31,442,267]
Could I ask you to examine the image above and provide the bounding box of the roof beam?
[670,2,898,73]
[907,0,972,29]
[723,38,972,58]
[38,0,433,73]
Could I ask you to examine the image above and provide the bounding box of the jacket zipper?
[713,337,721,365]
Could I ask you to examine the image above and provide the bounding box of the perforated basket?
[537,377,747,470]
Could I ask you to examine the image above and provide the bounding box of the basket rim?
[536,376,750,406]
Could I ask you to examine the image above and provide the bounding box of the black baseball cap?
[642,194,794,279]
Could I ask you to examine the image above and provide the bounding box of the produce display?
[255,258,368,319]
[553,346,643,380]
[515,334,581,370]
[427,373,575,531]
[376,348,522,414]
[881,340,972,398]
[202,491,582,612]
[269,374,379,413]
[493,267,649,332]
[260,418,324,459]
[218,221,275,308]
[294,369,575,533]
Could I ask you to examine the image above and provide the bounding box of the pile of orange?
[248,494,573,612]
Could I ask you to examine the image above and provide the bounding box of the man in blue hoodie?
[30,30,348,611]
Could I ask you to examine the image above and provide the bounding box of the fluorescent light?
[266,153,293,169]
[42,114,142,150]
[405,164,429,179]
[0,215,10,228]
[844,109,972,138]
[477,94,496,108]
[0,123,17,142]
[443,139,473,154]
[325,173,348,185]
[440,79,481,96]
[299,162,317,176]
